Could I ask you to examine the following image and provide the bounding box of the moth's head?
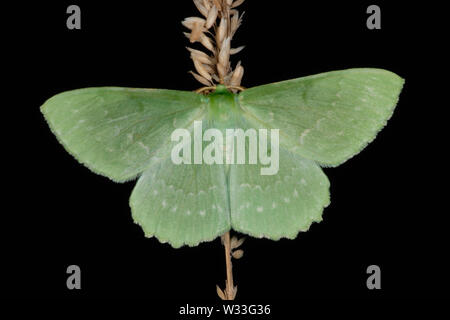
[206,85,240,121]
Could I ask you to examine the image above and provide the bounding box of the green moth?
[41,0,405,300]
[41,68,404,248]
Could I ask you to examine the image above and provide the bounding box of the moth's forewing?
[41,87,203,182]
[239,68,404,166]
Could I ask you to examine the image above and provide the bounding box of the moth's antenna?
[183,0,245,91]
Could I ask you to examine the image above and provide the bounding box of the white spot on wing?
[257,206,263,212]
[199,210,206,216]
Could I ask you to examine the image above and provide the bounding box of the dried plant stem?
[223,231,235,300]
[217,231,244,300]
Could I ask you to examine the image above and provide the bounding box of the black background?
[2,0,448,306]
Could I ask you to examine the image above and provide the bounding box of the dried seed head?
[185,0,246,88]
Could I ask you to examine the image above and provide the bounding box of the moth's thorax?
[205,85,240,122]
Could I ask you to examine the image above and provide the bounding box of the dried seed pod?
[189,71,212,86]
[202,0,211,11]
[200,34,215,52]
[232,286,238,300]
[230,11,239,33]
[206,5,218,29]
[218,37,231,69]
[232,249,244,259]
[212,0,222,12]
[216,285,226,300]
[217,64,227,81]
[231,11,244,37]
[202,63,215,75]
[230,236,245,250]
[187,47,214,65]
[182,17,206,30]
[230,46,245,55]
[191,23,206,43]
[232,0,245,8]
[216,17,227,48]
[230,65,244,87]
[193,0,209,17]
[194,60,213,81]
[212,74,220,82]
